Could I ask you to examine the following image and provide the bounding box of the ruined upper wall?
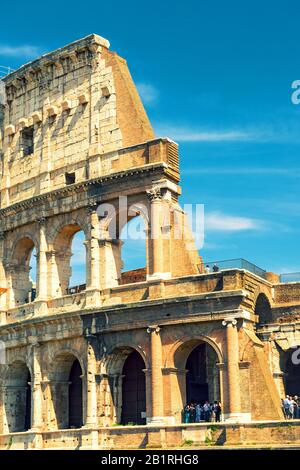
[0,34,158,207]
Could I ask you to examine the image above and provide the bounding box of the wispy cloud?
[154,124,257,142]
[182,167,300,176]
[205,211,263,231]
[136,83,159,105]
[0,44,42,60]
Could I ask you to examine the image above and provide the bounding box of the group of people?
[282,395,300,419]
[204,264,219,273]
[182,401,222,423]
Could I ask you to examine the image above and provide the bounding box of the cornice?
[0,162,170,220]
[3,34,109,89]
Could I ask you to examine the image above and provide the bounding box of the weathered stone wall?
[0,33,298,448]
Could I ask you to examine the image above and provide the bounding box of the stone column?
[0,365,8,433]
[4,262,15,310]
[86,205,100,290]
[85,343,98,427]
[31,343,43,430]
[146,187,170,280]
[36,218,48,301]
[222,317,242,421]
[0,232,7,324]
[147,325,165,424]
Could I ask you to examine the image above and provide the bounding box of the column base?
[0,310,6,325]
[85,288,102,308]
[223,412,251,422]
[147,272,171,281]
[33,300,48,316]
[146,416,175,426]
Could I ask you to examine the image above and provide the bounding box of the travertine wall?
[0,34,299,448]
[0,34,155,207]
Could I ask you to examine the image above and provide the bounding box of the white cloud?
[0,45,41,59]
[205,212,262,231]
[154,124,256,142]
[136,83,159,105]
[182,167,300,176]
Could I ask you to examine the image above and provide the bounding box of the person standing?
[203,401,211,422]
[189,403,196,423]
[293,396,299,419]
[283,395,291,419]
[183,405,190,423]
[289,397,295,419]
[195,403,201,423]
[297,397,300,419]
[213,401,222,422]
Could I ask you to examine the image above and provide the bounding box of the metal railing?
[199,258,267,279]
[0,65,14,78]
[279,272,300,283]
[66,284,86,295]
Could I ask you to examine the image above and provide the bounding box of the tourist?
[297,397,300,419]
[189,403,196,423]
[195,403,202,423]
[183,404,191,423]
[289,397,295,419]
[203,401,211,422]
[212,263,219,272]
[293,396,298,419]
[213,401,222,422]
[205,265,210,274]
[283,395,291,419]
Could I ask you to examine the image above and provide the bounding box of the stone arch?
[10,231,39,255]
[103,344,148,425]
[48,349,85,429]
[98,199,150,240]
[255,292,272,324]
[9,235,37,306]
[47,214,89,245]
[104,343,148,375]
[280,348,300,397]
[99,199,150,286]
[165,335,223,423]
[165,334,223,368]
[50,221,87,296]
[4,360,32,432]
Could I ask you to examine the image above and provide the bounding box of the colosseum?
[0,34,300,449]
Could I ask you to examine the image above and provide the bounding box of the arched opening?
[121,350,146,425]
[25,369,31,431]
[29,247,37,302]
[255,293,272,324]
[52,225,86,296]
[11,237,37,306]
[281,349,300,396]
[68,359,83,428]
[69,230,86,291]
[49,352,83,429]
[5,362,31,432]
[171,338,221,422]
[185,342,220,405]
[120,215,147,285]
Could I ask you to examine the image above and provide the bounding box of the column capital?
[147,325,161,334]
[146,186,163,202]
[222,317,237,327]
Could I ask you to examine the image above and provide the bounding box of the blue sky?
[3,0,300,283]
